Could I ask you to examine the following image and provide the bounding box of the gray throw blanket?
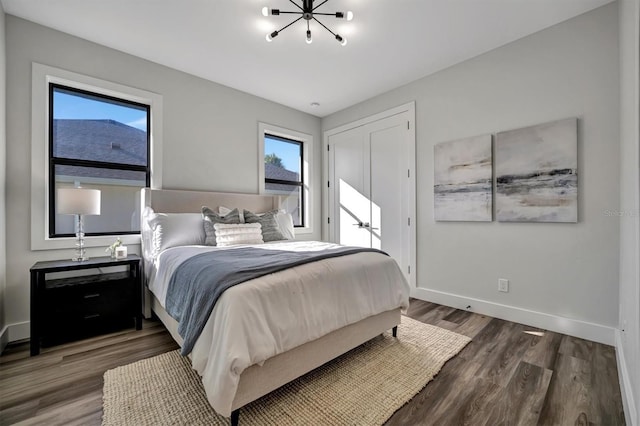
[165,246,387,355]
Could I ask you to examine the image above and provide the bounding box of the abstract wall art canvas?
[495,117,577,222]
[434,134,492,221]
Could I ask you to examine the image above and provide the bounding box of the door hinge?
[408,169,410,178]
[408,217,410,226]
[328,217,331,224]
[408,265,411,274]
[407,121,410,130]
[327,180,330,188]
[327,144,330,151]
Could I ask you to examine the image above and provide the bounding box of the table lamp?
[57,187,101,261]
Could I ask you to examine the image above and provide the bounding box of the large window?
[264,134,304,226]
[49,84,150,238]
[31,63,162,250]
[258,122,312,234]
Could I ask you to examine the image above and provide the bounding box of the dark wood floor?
[0,299,625,425]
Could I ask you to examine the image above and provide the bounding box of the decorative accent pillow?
[213,223,264,247]
[219,205,245,223]
[143,207,205,259]
[243,209,286,242]
[202,206,241,246]
[220,206,295,240]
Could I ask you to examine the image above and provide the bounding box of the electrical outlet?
[498,278,509,292]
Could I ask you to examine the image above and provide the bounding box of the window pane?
[54,165,146,235]
[52,86,148,166]
[265,136,301,182]
[265,183,302,226]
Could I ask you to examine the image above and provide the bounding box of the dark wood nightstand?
[30,255,142,356]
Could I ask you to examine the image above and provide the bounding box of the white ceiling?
[1,0,613,117]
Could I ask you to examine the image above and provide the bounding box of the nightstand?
[30,255,142,356]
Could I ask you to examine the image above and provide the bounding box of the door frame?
[323,102,416,289]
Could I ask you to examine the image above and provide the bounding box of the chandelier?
[262,0,353,46]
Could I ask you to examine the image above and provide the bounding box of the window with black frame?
[49,83,150,238]
[264,134,304,227]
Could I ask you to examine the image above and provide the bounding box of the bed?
[140,188,410,425]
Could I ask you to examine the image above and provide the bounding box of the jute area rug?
[102,316,470,425]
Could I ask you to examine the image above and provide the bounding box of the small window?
[49,84,150,237]
[264,134,305,227]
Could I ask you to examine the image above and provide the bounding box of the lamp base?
[72,215,88,262]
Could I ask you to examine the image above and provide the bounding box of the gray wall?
[0,4,6,350]
[4,16,322,336]
[323,4,620,329]
[618,0,640,422]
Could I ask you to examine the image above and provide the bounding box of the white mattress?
[147,240,410,417]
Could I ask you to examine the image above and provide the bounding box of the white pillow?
[218,206,295,240]
[213,223,264,247]
[143,207,205,258]
[275,212,295,240]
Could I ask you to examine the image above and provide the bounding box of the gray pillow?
[243,209,286,242]
[202,206,241,246]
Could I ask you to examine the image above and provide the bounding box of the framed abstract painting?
[434,134,492,221]
[495,118,577,222]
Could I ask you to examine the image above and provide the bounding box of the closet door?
[329,126,371,248]
[368,115,407,265]
[328,112,411,280]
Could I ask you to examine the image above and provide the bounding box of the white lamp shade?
[57,188,101,215]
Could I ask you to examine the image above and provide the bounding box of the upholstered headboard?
[140,189,280,261]
[141,188,279,214]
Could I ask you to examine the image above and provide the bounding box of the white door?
[327,109,414,284]
[331,126,371,248]
[369,117,407,265]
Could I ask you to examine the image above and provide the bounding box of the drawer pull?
[84,314,100,319]
[84,293,100,299]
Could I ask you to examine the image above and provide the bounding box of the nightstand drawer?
[45,275,134,318]
[41,311,135,346]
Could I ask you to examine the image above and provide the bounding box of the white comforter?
[149,240,410,417]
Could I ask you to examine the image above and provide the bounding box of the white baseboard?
[0,325,8,354]
[616,329,638,426]
[0,321,29,354]
[412,287,615,345]
[7,321,30,343]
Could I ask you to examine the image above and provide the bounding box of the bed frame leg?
[230,409,239,426]
[392,326,398,338]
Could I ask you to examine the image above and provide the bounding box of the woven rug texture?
[102,316,471,425]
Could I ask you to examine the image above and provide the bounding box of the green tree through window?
[265,153,284,168]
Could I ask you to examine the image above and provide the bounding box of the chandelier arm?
[288,0,304,11]
[312,16,336,37]
[313,12,341,16]
[312,0,330,11]
[275,11,304,14]
[277,16,304,34]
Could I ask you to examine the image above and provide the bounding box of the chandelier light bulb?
[346,11,354,21]
[262,6,269,17]
[306,30,313,44]
[267,31,279,42]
